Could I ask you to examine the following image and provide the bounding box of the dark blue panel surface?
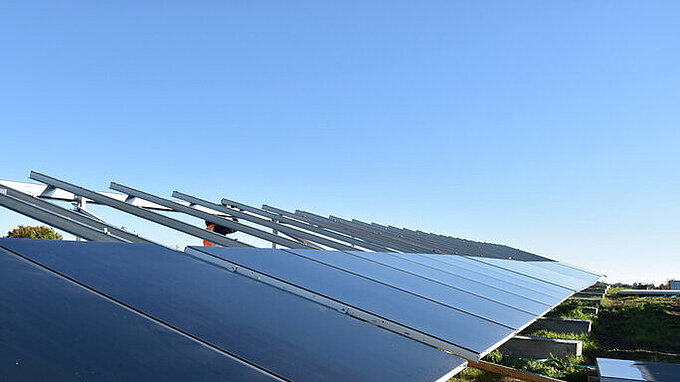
[597,357,680,381]
[528,261,600,287]
[400,253,565,303]
[288,249,537,327]
[345,250,552,316]
[429,254,572,298]
[0,248,275,382]
[195,246,514,355]
[469,257,589,290]
[0,239,465,382]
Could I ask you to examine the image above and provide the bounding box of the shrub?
[6,225,63,240]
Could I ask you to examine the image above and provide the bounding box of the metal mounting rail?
[0,179,229,213]
[259,204,392,252]
[348,219,452,253]
[223,199,390,252]
[1,185,158,245]
[262,205,401,252]
[171,191,356,251]
[109,183,309,249]
[292,210,418,253]
[327,215,438,253]
[0,189,124,242]
[29,172,250,248]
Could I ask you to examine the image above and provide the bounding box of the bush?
[6,225,63,240]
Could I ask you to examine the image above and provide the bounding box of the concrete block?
[580,306,598,315]
[498,335,582,359]
[569,297,601,306]
[526,317,592,335]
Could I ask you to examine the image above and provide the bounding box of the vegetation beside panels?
[593,293,680,363]
[450,366,522,382]
[451,286,680,382]
[544,300,595,320]
[5,225,63,240]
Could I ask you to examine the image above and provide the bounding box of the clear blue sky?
[1,1,678,284]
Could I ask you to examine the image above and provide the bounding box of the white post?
[74,196,86,242]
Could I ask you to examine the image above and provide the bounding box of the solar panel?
[528,260,601,282]
[0,239,466,382]
[399,253,567,303]
[425,254,572,298]
[597,357,680,382]
[467,257,599,290]
[191,246,600,360]
[285,249,537,327]
[0,247,278,381]
[344,250,553,315]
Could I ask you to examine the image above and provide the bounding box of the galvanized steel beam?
[1,185,157,245]
[259,205,392,252]
[109,183,308,249]
[325,214,435,253]
[0,189,123,242]
[29,172,250,248]
[220,198,378,251]
[171,191,356,251]
[293,210,415,253]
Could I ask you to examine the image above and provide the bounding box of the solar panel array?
[0,171,603,381]
[0,239,466,382]
[188,246,600,361]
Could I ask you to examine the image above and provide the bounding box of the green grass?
[522,330,598,363]
[545,299,595,320]
[449,350,590,382]
[592,294,680,363]
[451,290,680,381]
[502,357,589,382]
[448,367,522,382]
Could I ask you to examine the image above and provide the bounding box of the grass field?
[449,287,680,381]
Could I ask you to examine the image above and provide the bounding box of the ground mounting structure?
[0,171,601,382]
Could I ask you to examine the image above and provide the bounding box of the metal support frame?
[171,191,357,252]
[292,210,422,253]
[383,225,453,252]
[327,215,438,253]
[108,183,309,249]
[0,188,124,242]
[352,219,457,254]
[29,172,250,248]
[0,179,232,216]
[0,171,559,262]
[1,185,158,245]
[248,203,390,252]
[262,204,399,252]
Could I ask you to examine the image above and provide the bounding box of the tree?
[6,225,63,240]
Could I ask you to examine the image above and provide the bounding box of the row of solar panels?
[0,171,601,380]
[0,237,599,381]
[0,239,464,381]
